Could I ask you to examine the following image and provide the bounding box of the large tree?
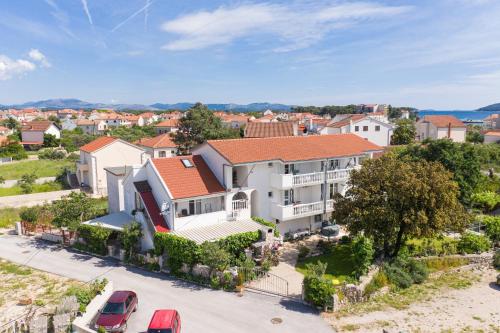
[397,139,481,204]
[174,103,239,153]
[333,155,469,258]
[391,119,416,145]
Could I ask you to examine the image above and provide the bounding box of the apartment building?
[108,134,382,242]
[136,133,178,158]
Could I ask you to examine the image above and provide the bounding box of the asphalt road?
[0,234,333,333]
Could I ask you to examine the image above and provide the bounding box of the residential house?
[136,133,178,158]
[244,122,298,138]
[0,126,13,136]
[21,120,61,144]
[76,119,107,135]
[123,115,145,127]
[483,114,500,129]
[140,112,159,125]
[319,114,394,146]
[57,109,78,119]
[218,113,250,129]
[416,115,466,143]
[61,118,77,131]
[76,136,146,195]
[483,131,500,144]
[154,119,179,134]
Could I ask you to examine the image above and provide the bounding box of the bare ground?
[326,268,500,333]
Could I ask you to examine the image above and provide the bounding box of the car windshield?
[147,330,172,333]
[102,302,125,314]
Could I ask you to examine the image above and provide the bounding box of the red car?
[95,290,138,332]
[147,310,181,333]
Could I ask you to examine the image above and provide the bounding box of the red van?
[147,310,181,333]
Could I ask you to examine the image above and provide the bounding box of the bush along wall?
[252,216,280,237]
[75,224,113,256]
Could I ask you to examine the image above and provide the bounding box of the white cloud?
[28,49,51,68]
[160,2,412,51]
[81,0,94,26]
[0,55,36,80]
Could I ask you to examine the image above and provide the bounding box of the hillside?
[477,103,500,111]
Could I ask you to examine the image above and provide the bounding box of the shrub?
[17,173,37,194]
[339,235,351,244]
[481,215,500,243]
[216,231,260,264]
[19,206,40,224]
[363,271,389,296]
[422,257,469,271]
[303,262,334,308]
[383,262,413,289]
[494,250,500,269]
[297,245,310,260]
[405,237,459,257]
[405,259,428,284]
[252,216,280,237]
[76,224,113,255]
[66,278,107,312]
[471,191,500,212]
[120,222,143,260]
[154,233,201,273]
[457,232,492,254]
[351,235,374,278]
[200,242,231,274]
[210,276,221,289]
[317,240,335,255]
[38,148,66,160]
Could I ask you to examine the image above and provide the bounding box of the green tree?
[200,241,231,274]
[48,115,61,126]
[174,103,239,153]
[43,133,59,148]
[397,139,481,203]
[17,173,37,194]
[333,155,469,258]
[60,129,96,152]
[0,176,4,184]
[391,119,416,145]
[51,192,104,230]
[4,117,19,130]
[0,141,27,160]
[351,235,374,278]
[120,222,143,259]
[466,126,484,144]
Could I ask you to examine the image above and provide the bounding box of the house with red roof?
[416,115,466,143]
[107,134,382,242]
[483,130,500,144]
[136,133,178,158]
[154,119,179,134]
[20,120,61,144]
[76,136,145,195]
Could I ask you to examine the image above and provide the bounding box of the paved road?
[0,234,333,333]
[0,189,80,208]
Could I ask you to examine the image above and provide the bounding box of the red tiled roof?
[245,122,295,138]
[151,156,225,199]
[155,119,179,127]
[21,121,54,132]
[328,115,366,128]
[0,136,8,146]
[422,115,465,128]
[79,136,118,153]
[207,134,382,164]
[484,131,500,137]
[136,133,176,148]
[139,191,170,233]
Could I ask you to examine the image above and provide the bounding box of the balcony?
[271,199,334,221]
[271,167,358,189]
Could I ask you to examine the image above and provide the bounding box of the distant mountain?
[478,103,500,111]
[2,99,294,112]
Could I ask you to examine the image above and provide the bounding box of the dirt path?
[329,269,500,333]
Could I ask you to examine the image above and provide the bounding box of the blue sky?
[1,0,500,109]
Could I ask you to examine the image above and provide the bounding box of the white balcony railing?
[271,167,358,189]
[271,199,334,220]
[232,199,248,211]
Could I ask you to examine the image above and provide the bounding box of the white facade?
[320,117,394,146]
[416,121,466,143]
[21,123,61,143]
[77,140,146,195]
[141,146,178,158]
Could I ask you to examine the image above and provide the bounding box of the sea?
[416,110,498,122]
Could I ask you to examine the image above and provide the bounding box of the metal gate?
[239,267,289,297]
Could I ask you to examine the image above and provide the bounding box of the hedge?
[76,224,113,255]
[252,216,280,237]
[154,230,260,272]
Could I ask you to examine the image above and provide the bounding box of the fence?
[239,267,289,297]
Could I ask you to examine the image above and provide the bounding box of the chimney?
[448,122,451,138]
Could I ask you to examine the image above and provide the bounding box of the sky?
[1,0,500,109]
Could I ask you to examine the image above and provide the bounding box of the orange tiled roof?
[140,112,155,118]
[245,122,295,138]
[151,156,225,199]
[136,134,176,148]
[155,119,179,127]
[21,121,55,132]
[0,135,9,146]
[207,134,382,164]
[422,115,465,128]
[484,131,500,137]
[79,136,118,153]
[328,115,366,128]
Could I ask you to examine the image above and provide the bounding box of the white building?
[416,115,466,143]
[319,115,394,147]
[483,131,500,144]
[136,133,178,158]
[76,136,146,195]
[76,119,108,135]
[154,119,179,135]
[20,121,61,144]
[107,134,382,242]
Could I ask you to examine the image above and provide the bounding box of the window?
[375,125,380,132]
[329,183,334,199]
[268,162,273,167]
[268,191,273,198]
[314,214,322,223]
[284,189,294,205]
[134,192,143,210]
[232,169,238,186]
[189,200,195,215]
[159,151,166,158]
[363,126,368,131]
[171,150,176,154]
[181,159,193,168]
[284,164,290,174]
[354,126,359,132]
[329,159,340,170]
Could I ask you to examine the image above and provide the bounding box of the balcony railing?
[232,199,249,211]
[271,199,334,221]
[271,167,358,189]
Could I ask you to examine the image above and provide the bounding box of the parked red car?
[147,310,181,333]
[95,290,138,332]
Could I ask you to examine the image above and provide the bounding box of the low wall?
[73,281,114,333]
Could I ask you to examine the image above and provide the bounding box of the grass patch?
[295,244,355,283]
[0,159,74,180]
[421,257,470,272]
[0,207,23,228]
[0,181,64,197]
[337,270,480,316]
[0,261,32,275]
[341,324,360,331]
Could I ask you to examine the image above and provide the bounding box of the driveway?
[0,234,333,333]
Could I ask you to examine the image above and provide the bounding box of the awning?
[83,212,134,231]
[171,219,263,244]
